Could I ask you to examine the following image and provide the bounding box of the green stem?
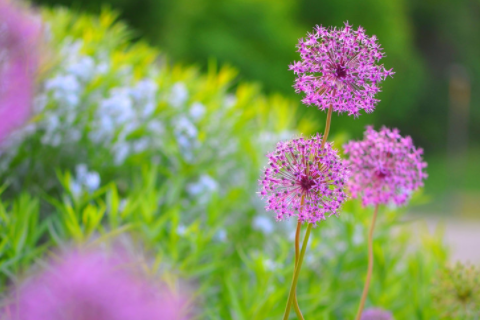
[288,104,332,319]
[321,105,333,149]
[283,223,313,320]
[293,221,305,320]
[354,205,379,320]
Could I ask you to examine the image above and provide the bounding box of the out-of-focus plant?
[3,249,189,320]
[344,126,427,319]
[361,308,393,320]
[0,189,46,288]
[0,8,312,208]
[432,263,480,319]
[0,0,42,143]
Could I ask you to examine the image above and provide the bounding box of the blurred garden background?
[0,0,479,318]
[32,0,480,218]
[30,0,480,261]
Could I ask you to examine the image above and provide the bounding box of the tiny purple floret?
[259,134,349,224]
[289,22,394,117]
[344,126,427,207]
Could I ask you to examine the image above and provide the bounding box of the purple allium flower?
[5,251,188,320]
[289,22,394,117]
[361,308,393,320]
[0,0,41,143]
[259,134,349,224]
[343,126,427,207]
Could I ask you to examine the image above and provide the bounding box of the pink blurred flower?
[0,0,41,143]
[259,134,349,224]
[361,308,393,320]
[343,126,427,207]
[289,22,394,117]
[4,251,188,320]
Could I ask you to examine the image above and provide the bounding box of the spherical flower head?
[259,134,349,224]
[343,126,427,207]
[361,308,394,320]
[5,251,188,320]
[289,22,394,117]
[0,0,41,143]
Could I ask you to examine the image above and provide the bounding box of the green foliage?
[0,188,46,287]
[0,165,447,319]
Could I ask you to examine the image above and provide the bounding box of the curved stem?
[321,105,333,149]
[355,205,379,320]
[286,104,332,319]
[283,223,313,320]
[295,221,301,263]
[292,221,304,320]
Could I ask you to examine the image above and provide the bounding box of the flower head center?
[374,167,390,179]
[299,176,315,191]
[335,64,347,78]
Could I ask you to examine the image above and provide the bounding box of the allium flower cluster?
[344,126,427,207]
[289,22,394,117]
[361,308,393,320]
[0,0,41,143]
[4,251,187,320]
[259,134,348,224]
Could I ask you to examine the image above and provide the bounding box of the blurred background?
[31,0,479,259]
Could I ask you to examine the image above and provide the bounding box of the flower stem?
[292,221,305,320]
[355,205,379,320]
[288,104,332,319]
[283,223,313,320]
[321,105,333,149]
